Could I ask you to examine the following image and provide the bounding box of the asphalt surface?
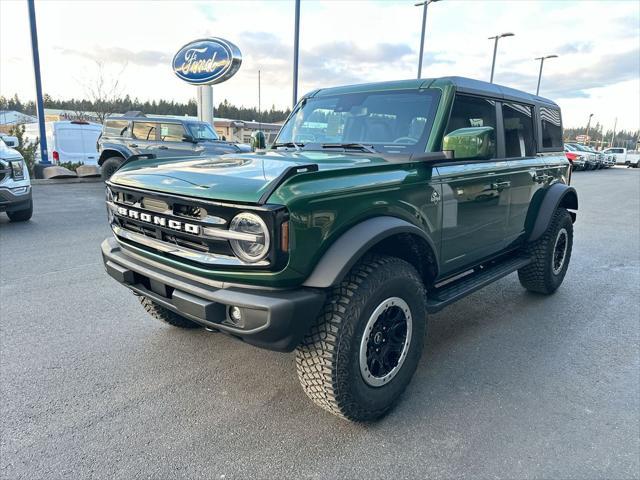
[1,168,639,479]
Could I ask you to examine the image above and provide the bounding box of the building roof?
[311,76,559,107]
[0,110,38,126]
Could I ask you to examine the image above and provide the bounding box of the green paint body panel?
[107,77,571,289]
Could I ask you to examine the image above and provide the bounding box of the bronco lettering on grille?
[116,207,201,234]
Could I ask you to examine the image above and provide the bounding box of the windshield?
[188,122,219,141]
[275,89,441,154]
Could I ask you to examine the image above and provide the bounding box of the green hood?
[109,151,392,204]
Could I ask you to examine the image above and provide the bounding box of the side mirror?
[2,135,19,148]
[443,127,495,160]
[182,134,196,143]
[251,131,266,151]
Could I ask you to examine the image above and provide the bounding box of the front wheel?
[7,199,33,222]
[101,156,124,181]
[295,255,427,421]
[518,207,573,294]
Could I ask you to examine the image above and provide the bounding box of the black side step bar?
[426,255,531,314]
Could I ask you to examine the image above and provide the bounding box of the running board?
[426,255,531,313]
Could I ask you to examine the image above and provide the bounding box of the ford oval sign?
[172,38,242,85]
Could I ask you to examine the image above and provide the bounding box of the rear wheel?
[101,156,124,181]
[295,255,427,421]
[7,200,33,222]
[139,296,202,329]
[518,207,573,294]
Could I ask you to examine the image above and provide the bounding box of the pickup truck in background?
[602,147,640,167]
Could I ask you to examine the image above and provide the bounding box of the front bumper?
[101,237,326,352]
[0,186,32,213]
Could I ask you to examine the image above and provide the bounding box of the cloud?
[56,46,172,66]
[498,48,640,99]
[556,41,594,55]
[311,41,414,64]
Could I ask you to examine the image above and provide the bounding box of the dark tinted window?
[159,123,186,142]
[132,122,158,140]
[445,95,497,158]
[103,120,128,137]
[540,107,563,148]
[502,102,535,158]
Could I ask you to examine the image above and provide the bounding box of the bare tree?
[82,60,127,123]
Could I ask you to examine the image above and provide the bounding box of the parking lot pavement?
[1,168,639,480]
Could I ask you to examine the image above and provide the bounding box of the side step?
[426,255,531,314]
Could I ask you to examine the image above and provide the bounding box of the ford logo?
[172,38,242,85]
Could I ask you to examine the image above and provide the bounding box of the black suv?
[97,114,251,180]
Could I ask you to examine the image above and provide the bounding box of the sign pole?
[197,85,214,126]
[27,0,49,165]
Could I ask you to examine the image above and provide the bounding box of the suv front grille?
[107,184,286,269]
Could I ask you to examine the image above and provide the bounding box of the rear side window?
[103,120,129,137]
[159,123,186,142]
[132,122,158,141]
[540,107,563,149]
[445,95,497,158]
[502,102,535,158]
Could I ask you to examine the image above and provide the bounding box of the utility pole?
[488,32,514,83]
[415,0,441,79]
[292,0,300,108]
[535,55,558,96]
[258,69,261,131]
[609,117,617,147]
[585,113,594,146]
[27,0,49,165]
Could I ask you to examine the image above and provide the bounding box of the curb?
[31,177,103,185]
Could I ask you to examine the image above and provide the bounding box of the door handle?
[491,181,511,190]
[157,146,168,150]
[128,143,139,148]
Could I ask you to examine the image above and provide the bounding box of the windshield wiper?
[272,141,304,151]
[321,143,377,153]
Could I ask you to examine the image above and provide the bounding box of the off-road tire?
[518,207,573,294]
[7,200,33,222]
[139,295,202,329]
[295,255,427,422]
[101,156,124,181]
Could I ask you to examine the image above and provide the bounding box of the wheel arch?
[98,147,127,166]
[526,183,578,242]
[302,216,439,289]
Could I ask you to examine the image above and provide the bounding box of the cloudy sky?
[1,0,638,130]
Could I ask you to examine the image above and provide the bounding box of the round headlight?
[229,212,270,263]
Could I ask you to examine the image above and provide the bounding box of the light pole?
[27,0,49,165]
[292,0,301,108]
[535,54,558,95]
[584,113,594,146]
[415,0,441,79]
[488,32,514,83]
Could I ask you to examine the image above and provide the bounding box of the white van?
[24,120,102,165]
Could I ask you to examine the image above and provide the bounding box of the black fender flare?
[527,183,578,242]
[302,216,438,288]
[98,146,129,165]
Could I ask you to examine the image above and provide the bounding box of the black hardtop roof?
[439,76,559,108]
[311,76,559,109]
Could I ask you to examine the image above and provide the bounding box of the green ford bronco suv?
[102,76,577,421]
